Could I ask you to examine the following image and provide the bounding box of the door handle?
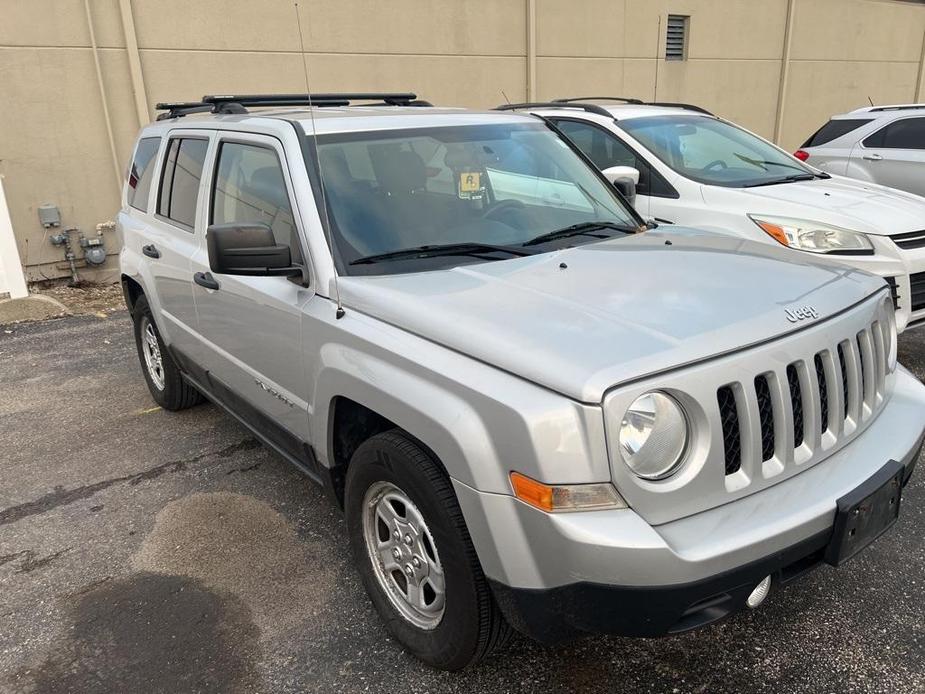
[142,244,161,259]
[194,271,220,290]
[862,153,883,161]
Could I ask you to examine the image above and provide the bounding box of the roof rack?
[866,104,925,113]
[494,101,615,119]
[647,101,714,115]
[498,99,714,118]
[553,96,644,105]
[154,92,430,120]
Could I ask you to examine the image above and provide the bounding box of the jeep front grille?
[717,386,742,475]
[717,317,890,483]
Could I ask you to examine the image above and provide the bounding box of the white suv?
[797,104,925,198]
[503,98,925,332]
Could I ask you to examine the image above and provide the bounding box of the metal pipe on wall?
[773,0,796,145]
[526,0,536,101]
[83,0,123,194]
[915,27,925,102]
[119,0,150,126]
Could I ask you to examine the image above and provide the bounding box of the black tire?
[345,430,511,670]
[132,294,202,411]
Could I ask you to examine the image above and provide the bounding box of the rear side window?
[802,119,872,148]
[863,117,925,150]
[127,137,160,211]
[157,137,208,229]
[211,142,300,261]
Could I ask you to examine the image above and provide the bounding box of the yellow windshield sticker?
[459,172,481,192]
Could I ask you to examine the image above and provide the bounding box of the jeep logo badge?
[785,305,820,323]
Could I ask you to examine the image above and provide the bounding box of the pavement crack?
[0,547,72,573]
[0,437,259,527]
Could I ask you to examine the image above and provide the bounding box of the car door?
[852,116,925,196]
[189,132,315,450]
[133,132,209,355]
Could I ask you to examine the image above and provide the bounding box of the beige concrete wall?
[1,0,924,282]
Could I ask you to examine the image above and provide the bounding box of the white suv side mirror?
[602,166,640,208]
[602,165,640,186]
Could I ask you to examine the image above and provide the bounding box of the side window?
[554,119,675,198]
[127,137,161,211]
[157,137,208,229]
[211,142,300,262]
[802,119,872,147]
[864,118,925,150]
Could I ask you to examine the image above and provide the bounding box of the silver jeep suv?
[119,93,925,670]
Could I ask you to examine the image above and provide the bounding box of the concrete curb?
[0,294,71,324]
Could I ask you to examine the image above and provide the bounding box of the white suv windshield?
[621,115,816,188]
[312,123,639,274]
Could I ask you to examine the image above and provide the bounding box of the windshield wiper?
[742,173,818,188]
[349,242,535,266]
[522,221,637,247]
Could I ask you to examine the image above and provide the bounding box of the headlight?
[619,392,688,480]
[748,215,873,254]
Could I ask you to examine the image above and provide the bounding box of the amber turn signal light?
[509,472,627,513]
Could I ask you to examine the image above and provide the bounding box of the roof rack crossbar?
[494,101,614,119]
[201,93,419,106]
[154,92,427,120]
[553,96,644,105]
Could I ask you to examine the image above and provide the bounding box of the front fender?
[306,309,610,494]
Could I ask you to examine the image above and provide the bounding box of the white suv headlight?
[619,392,689,480]
[748,215,873,254]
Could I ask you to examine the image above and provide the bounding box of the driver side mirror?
[601,165,640,209]
[206,222,302,278]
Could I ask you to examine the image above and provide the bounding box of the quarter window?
[211,142,300,261]
[554,119,676,197]
[802,119,873,148]
[863,117,925,150]
[127,137,160,211]
[157,137,208,229]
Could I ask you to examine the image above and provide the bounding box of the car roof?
[143,105,540,136]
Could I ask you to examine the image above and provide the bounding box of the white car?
[796,104,925,198]
[501,98,925,332]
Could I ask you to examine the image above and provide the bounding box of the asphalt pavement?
[1,311,923,694]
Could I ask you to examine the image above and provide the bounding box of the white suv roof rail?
[849,103,925,114]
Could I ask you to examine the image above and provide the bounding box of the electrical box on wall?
[37,204,61,228]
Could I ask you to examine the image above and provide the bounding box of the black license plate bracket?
[824,459,904,567]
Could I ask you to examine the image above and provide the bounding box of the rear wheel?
[345,430,511,670]
[132,294,202,411]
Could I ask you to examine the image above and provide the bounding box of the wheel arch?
[313,356,501,508]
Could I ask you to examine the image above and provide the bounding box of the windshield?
[312,123,640,274]
[620,115,815,188]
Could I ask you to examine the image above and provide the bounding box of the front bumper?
[453,368,925,643]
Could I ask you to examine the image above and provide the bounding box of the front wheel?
[345,430,511,670]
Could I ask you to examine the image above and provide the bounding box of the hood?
[338,228,886,403]
[703,175,925,236]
